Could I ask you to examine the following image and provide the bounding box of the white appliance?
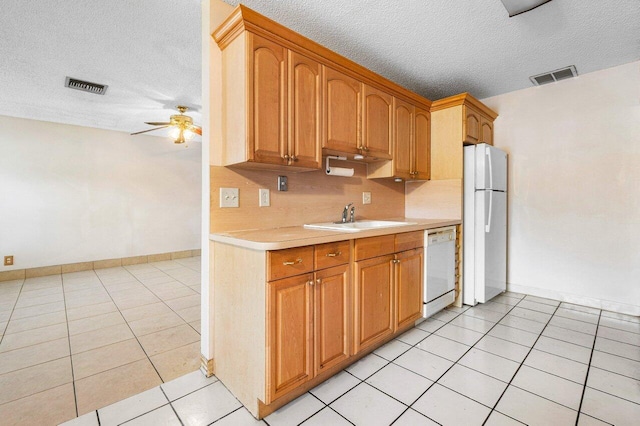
[423,226,456,317]
[463,143,507,305]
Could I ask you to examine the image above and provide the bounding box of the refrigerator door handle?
[486,149,493,189]
[486,191,493,233]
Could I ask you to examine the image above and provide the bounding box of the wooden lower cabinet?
[267,256,350,402]
[353,254,395,353]
[213,232,426,419]
[314,265,350,374]
[395,248,424,329]
[267,273,314,401]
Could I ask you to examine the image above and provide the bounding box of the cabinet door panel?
[363,85,393,159]
[315,265,350,373]
[463,106,481,145]
[323,67,361,153]
[396,248,424,329]
[250,35,287,164]
[354,255,394,353]
[268,274,313,400]
[480,117,493,145]
[289,51,322,169]
[413,107,430,180]
[394,98,413,178]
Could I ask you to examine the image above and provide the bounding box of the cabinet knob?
[283,154,290,161]
[316,278,321,284]
[392,259,401,264]
[308,280,315,286]
[363,146,370,152]
[325,251,342,257]
[283,258,303,266]
[292,155,298,162]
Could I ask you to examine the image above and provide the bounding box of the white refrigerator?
[463,143,507,305]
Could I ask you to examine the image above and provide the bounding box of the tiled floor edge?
[0,249,202,282]
[507,283,640,317]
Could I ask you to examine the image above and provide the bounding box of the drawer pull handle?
[325,251,342,257]
[283,258,303,266]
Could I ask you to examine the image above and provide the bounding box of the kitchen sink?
[304,220,416,232]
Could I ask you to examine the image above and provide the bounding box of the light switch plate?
[362,191,372,205]
[259,188,270,207]
[220,188,239,208]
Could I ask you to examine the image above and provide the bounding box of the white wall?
[482,61,640,315]
[0,115,201,270]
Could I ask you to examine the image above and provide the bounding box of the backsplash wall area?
[210,163,405,233]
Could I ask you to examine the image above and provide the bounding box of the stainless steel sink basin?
[304,220,416,232]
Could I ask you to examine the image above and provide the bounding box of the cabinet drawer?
[268,246,314,281]
[354,235,395,261]
[395,231,424,252]
[315,241,350,270]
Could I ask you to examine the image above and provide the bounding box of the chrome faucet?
[341,203,354,223]
[350,205,356,222]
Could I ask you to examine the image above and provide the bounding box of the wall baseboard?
[0,249,202,282]
[507,282,640,317]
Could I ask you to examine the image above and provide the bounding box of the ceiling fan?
[131,105,202,144]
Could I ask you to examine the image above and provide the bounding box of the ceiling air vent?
[529,66,578,86]
[65,77,108,95]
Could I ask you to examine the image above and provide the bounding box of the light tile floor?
[68,292,639,426]
[0,257,202,425]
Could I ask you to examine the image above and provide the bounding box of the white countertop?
[209,218,461,250]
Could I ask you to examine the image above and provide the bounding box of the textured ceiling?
[0,0,638,134]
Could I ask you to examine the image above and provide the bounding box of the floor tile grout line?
[121,263,200,325]
[0,278,26,346]
[482,300,564,426]
[582,382,640,407]
[92,269,168,385]
[61,272,80,418]
[575,310,603,423]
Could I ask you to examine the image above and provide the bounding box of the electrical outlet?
[219,188,239,208]
[362,192,372,205]
[259,188,270,207]
[4,255,13,266]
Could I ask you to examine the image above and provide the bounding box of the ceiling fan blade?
[130,125,170,135]
[144,121,172,126]
[188,125,202,136]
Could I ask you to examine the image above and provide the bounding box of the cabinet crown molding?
[430,92,498,119]
[213,4,432,110]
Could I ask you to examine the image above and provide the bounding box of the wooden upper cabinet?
[288,51,322,169]
[480,116,493,145]
[393,98,414,178]
[463,105,481,145]
[323,67,362,154]
[362,85,393,160]
[249,34,288,166]
[267,273,314,401]
[413,107,431,180]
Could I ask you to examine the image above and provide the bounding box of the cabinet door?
[480,116,493,145]
[268,273,313,401]
[463,105,481,145]
[393,98,413,179]
[249,34,287,165]
[323,67,361,154]
[289,51,322,169]
[363,85,393,160]
[395,248,424,330]
[413,107,430,180]
[353,255,394,354]
[314,265,350,374]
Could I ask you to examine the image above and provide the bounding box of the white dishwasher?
[423,226,456,318]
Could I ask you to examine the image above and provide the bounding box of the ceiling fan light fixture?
[500,0,553,17]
